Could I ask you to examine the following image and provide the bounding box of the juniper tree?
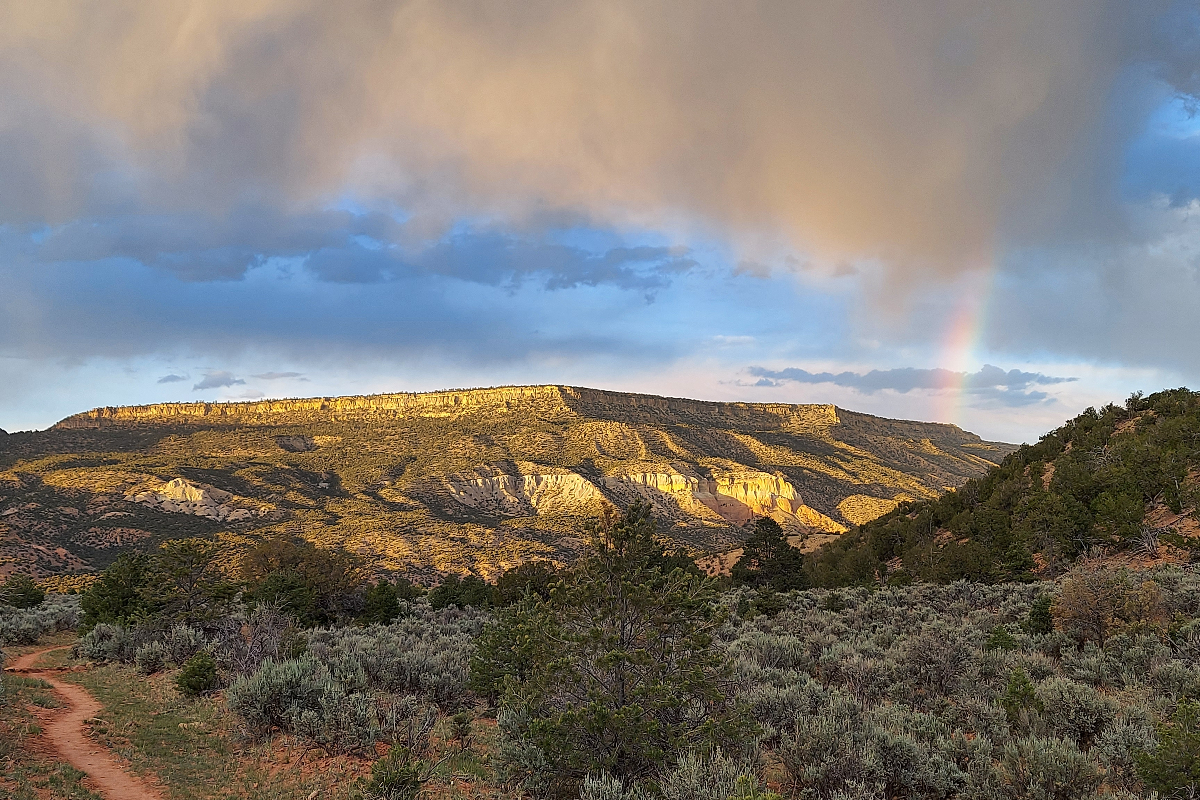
[487,502,750,795]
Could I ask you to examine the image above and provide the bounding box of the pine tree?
[731,516,807,591]
[489,502,751,794]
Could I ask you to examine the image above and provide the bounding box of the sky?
[2,1,1200,443]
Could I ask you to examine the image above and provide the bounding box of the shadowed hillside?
[0,385,1012,581]
[808,387,1200,586]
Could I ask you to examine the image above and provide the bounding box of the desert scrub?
[134,641,168,675]
[0,594,80,646]
[61,660,367,800]
[227,601,481,752]
[721,567,1200,799]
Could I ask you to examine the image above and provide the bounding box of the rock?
[275,435,317,452]
[125,477,259,522]
[445,467,608,516]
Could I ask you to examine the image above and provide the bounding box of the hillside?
[809,387,1200,585]
[0,385,1012,581]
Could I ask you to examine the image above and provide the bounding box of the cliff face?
[2,386,1015,580]
[53,385,841,430]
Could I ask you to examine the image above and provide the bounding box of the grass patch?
[63,663,370,800]
[1,656,103,800]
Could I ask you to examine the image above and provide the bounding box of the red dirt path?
[6,647,164,800]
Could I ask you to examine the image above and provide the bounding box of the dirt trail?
[6,646,164,800]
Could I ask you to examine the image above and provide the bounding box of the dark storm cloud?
[304,235,694,292]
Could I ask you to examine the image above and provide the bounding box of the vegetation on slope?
[0,386,1012,581]
[808,388,1200,586]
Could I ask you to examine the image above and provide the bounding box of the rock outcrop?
[275,435,317,452]
[603,469,845,532]
[444,467,608,516]
[125,478,258,522]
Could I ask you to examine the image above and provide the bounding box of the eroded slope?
[0,385,1013,580]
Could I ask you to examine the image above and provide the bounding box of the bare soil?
[6,647,164,800]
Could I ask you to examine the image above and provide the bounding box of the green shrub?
[493,561,560,607]
[1000,668,1043,726]
[1028,595,1054,635]
[80,553,151,630]
[134,641,167,675]
[1135,700,1200,796]
[362,747,421,800]
[175,653,218,697]
[241,538,366,627]
[362,580,403,624]
[428,575,492,610]
[0,574,45,609]
[985,625,1018,651]
[450,711,472,749]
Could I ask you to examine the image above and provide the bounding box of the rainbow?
[935,268,998,426]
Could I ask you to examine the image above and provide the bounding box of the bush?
[0,595,80,645]
[362,748,422,800]
[242,539,366,626]
[0,574,45,609]
[164,624,207,665]
[996,736,1101,800]
[428,574,492,610]
[494,561,560,607]
[1035,676,1116,747]
[362,580,404,625]
[76,622,136,663]
[226,655,332,736]
[1135,700,1200,796]
[1028,595,1054,635]
[658,748,762,800]
[224,609,467,753]
[985,626,1018,651]
[134,641,167,675]
[80,553,151,629]
[175,653,218,697]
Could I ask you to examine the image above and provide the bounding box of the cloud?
[0,2,1198,439]
[252,372,304,380]
[192,371,245,391]
[747,364,1077,406]
[0,2,1195,272]
[156,373,187,384]
[303,233,695,292]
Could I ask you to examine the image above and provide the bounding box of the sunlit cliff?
[1,386,1013,580]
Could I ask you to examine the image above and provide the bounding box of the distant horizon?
[11,378,1142,445]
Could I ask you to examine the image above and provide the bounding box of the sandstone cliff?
[1,385,1015,580]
